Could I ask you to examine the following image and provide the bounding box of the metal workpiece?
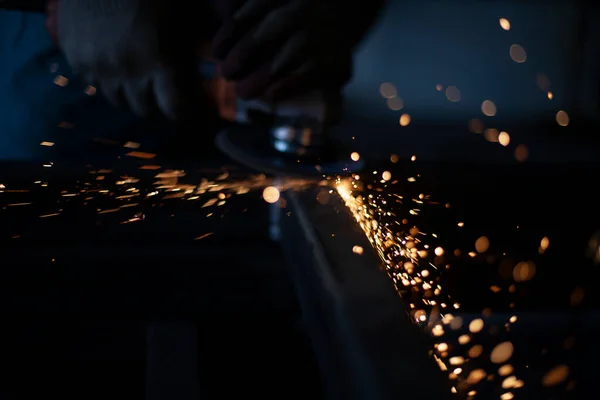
[280,189,450,400]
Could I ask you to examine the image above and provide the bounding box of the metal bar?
[281,189,450,400]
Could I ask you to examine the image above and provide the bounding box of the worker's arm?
[212,0,387,101]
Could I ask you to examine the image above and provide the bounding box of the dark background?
[1,1,599,399]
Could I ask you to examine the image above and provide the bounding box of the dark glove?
[212,0,385,102]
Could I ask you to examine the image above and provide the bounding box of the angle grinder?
[2,1,363,176]
[215,89,364,177]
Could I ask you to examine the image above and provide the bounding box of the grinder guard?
[215,90,364,177]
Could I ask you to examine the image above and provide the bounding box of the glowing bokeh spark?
[262,186,281,204]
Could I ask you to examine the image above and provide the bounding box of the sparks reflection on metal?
[334,141,586,395]
[364,29,582,395]
[334,161,536,397]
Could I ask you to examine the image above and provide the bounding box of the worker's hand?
[55,0,206,119]
[212,0,384,102]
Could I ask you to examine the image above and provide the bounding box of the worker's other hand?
[212,0,385,102]
[56,0,206,120]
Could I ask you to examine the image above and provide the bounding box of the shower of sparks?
[333,160,573,397]
[360,13,579,363]
[0,167,316,231]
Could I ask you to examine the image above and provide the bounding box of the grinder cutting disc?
[216,123,364,177]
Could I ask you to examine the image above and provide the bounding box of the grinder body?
[216,89,363,177]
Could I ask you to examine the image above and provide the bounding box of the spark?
[498,131,510,146]
[53,75,69,87]
[123,141,141,149]
[499,18,511,31]
[379,82,397,99]
[125,151,156,159]
[84,85,96,95]
[195,232,214,241]
[509,44,527,63]
[481,100,497,117]
[352,245,364,255]
[556,110,570,126]
[262,186,280,204]
[445,86,461,102]
[399,114,411,126]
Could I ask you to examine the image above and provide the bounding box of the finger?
[235,61,271,100]
[92,55,120,80]
[212,0,276,60]
[219,26,264,80]
[232,0,275,22]
[152,66,211,121]
[211,20,239,60]
[152,71,179,120]
[269,31,310,78]
[123,78,154,118]
[99,79,128,109]
[77,70,95,85]
[262,60,315,102]
[214,0,247,19]
[220,3,306,79]
[251,2,304,43]
[264,57,353,103]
